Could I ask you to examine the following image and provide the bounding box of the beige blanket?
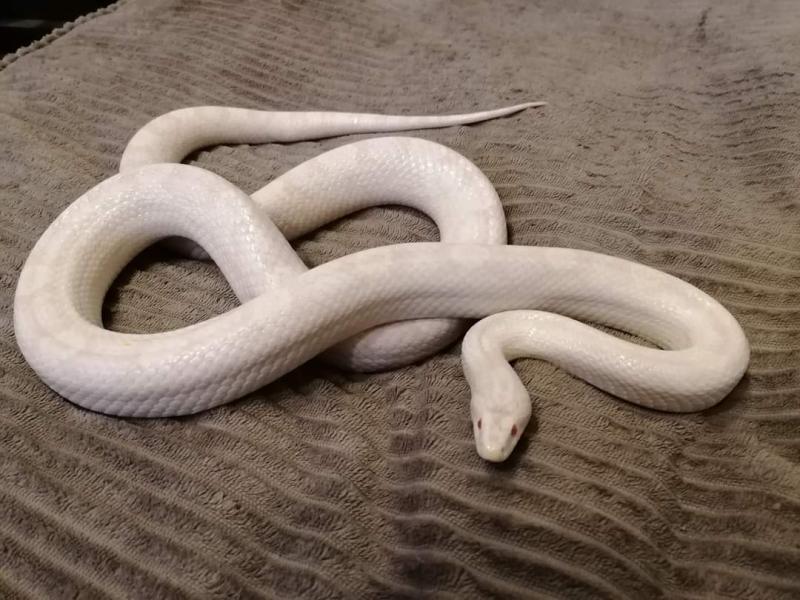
[1,1,798,597]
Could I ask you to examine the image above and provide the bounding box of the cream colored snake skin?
[13,103,750,462]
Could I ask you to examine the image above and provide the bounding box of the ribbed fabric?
[1,1,799,598]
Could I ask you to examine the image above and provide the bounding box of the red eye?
[511,424,518,436]
[477,419,482,430]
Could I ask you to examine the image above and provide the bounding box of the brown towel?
[1,1,798,597]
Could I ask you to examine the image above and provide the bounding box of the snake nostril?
[477,418,482,430]
[511,424,518,436]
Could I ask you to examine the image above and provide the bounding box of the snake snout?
[473,411,522,462]
[476,440,511,462]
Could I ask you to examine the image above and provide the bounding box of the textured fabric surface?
[1,0,799,598]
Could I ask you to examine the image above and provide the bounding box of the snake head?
[472,402,530,462]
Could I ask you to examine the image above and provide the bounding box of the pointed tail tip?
[494,101,547,116]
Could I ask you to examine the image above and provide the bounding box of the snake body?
[13,103,750,462]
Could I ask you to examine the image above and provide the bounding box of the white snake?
[13,103,750,462]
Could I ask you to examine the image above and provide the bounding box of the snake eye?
[511,424,518,437]
[476,418,482,430]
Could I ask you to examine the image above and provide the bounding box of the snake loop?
[14,104,749,461]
